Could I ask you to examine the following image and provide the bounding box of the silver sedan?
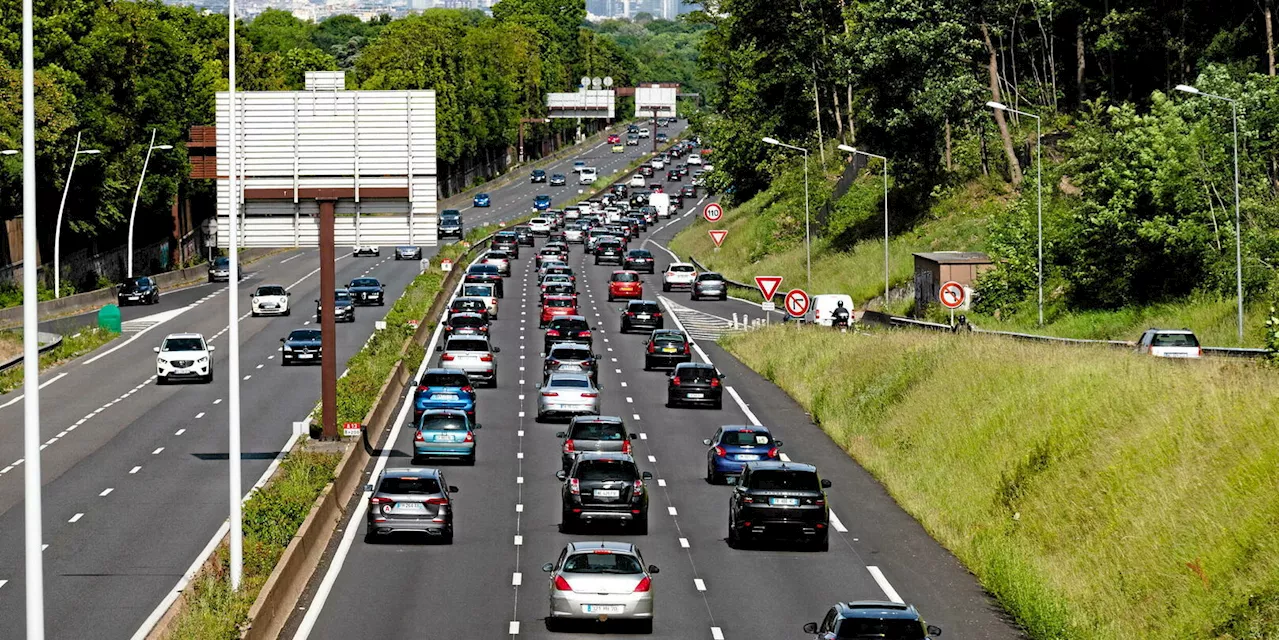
[536,372,600,422]
[543,541,658,633]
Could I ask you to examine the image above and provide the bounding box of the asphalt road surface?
[286,148,1025,640]
[0,123,672,639]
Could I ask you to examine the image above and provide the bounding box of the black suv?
[620,300,664,333]
[804,602,942,639]
[530,168,547,183]
[492,232,520,258]
[544,342,601,385]
[624,249,655,273]
[666,362,723,409]
[594,238,625,265]
[514,225,535,246]
[556,452,652,533]
[728,461,832,550]
[544,316,594,352]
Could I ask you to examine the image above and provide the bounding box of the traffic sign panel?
[761,301,776,312]
[754,276,783,301]
[939,281,966,309]
[708,229,727,247]
[703,202,724,223]
[784,288,810,317]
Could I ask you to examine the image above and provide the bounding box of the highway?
[287,150,1024,639]
[0,125,667,639]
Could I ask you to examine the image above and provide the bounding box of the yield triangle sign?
[708,229,728,247]
[754,276,783,301]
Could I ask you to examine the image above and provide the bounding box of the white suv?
[662,263,698,291]
[250,284,290,317]
[155,333,214,384]
[629,174,645,188]
[529,218,552,235]
[649,157,665,170]
[1137,329,1202,358]
[687,154,703,166]
[578,168,598,185]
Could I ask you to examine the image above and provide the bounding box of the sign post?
[939,280,966,326]
[702,202,723,223]
[708,229,727,250]
[784,288,810,319]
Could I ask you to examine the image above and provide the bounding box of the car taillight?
[542,391,559,397]
[463,432,474,443]
[414,431,425,442]
[480,326,488,332]
[582,392,598,398]
[672,377,681,386]
[632,479,644,496]
[742,496,754,503]
[441,354,455,361]
[563,439,575,453]
[547,329,561,336]
[626,312,635,316]
[480,354,493,362]
[461,385,474,394]
[426,497,449,505]
[683,344,691,354]
[578,331,591,337]
[767,447,779,458]
[417,385,429,393]
[654,312,662,317]
[547,359,560,366]
[568,478,580,495]
[647,343,656,353]
[369,496,389,504]
[713,446,726,457]
[710,378,720,388]
[622,440,632,454]
[553,575,574,591]
[1197,347,1203,357]
[633,576,652,592]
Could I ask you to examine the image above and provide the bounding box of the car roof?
[834,601,922,621]
[570,415,622,424]
[744,460,818,473]
[674,361,714,370]
[667,262,693,268]
[381,467,440,478]
[574,451,636,463]
[453,296,488,303]
[720,424,771,433]
[164,332,206,340]
[1145,328,1196,334]
[566,540,635,554]
[547,371,592,382]
[424,367,469,376]
[611,270,639,275]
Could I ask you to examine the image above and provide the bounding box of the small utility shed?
[913,251,994,311]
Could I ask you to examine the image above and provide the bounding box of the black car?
[643,330,691,370]
[443,311,490,337]
[347,277,385,306]
[557,453,652,534]
[530,168,547,183]
[438,210,463,238]
[624,249,655,273]
[316,289,356,322]
[666,362,723,409]
[611,183,629,197]
[728,461,832,550]
[666,170,681,182]
[464,264,504,297]
[692,272,728,301]
[621,217,641,239]
[550,173,567,186]
[804,602,942,640]
[544,316,594,352]
[628,193,650,208]
[513,225,535,246]
[491,232,520,258]
[280,328,322,365]
[593,238,625,265]
[117,276,160,306]
[543,342,601,385]
[620,300,663,333]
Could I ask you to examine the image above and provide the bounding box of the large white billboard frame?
[546,89,616,119]
[634,85,678,118]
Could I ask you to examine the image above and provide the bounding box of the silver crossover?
[436,336,500,387]
[536,372,600,421]
[543,541,658,633]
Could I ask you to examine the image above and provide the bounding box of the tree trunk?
[812,62,826,167]
[944,117,952,172]
[982,22,1024,184]
[1076,21,1087,104]
[980,122,990,177]
[846,83,855,143]
[1264,3,1276,75]
[831,87,843,138]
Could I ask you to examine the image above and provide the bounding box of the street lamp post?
[227,0,244,592]
[1175,84,1244,343]
[52,131,102,298]
[126,129,174,278]
[837,144,890,305]
[986,101,1043,325]
[762,136,811,288]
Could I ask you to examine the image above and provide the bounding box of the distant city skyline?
[166,0,697,21]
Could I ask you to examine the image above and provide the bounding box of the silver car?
[564,226,585,243]
[536,372,600,422]
[482,251,512,277]
[436,335,500,387]
[364,467,458,544]
[542,541,658,633]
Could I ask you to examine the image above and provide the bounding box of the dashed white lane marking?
[243,375,252,380]
[99,488,113,497]
[175,429,186,436]
[41,544,48,551]
[711,627,725,640]
[657,479,667,487]
[195,412,205,419]
[647,455,657,463]
[515,504,524,513]
[518,411,525,417]
[517,430,524,437]
[668,506,678,516]
[620,381,628,387]
[779,452,791,462]
[256,364,264,369]
[68,513,84,523]
[516,476,524,484]
[129,466,142,474]
[213,399,222,404]
[639,432,647,439]
[514,535,523,546]
[512,572,523,586]
[508,621,520,635]
[867,566,904,603]
[517,452,524,459]
[0,580,7,589]
[679,537,690,548]
[152,447,164,455]
[694,578,706,591]
[830,510,848,533]
[615,368,622,374]
[626,397,633,403]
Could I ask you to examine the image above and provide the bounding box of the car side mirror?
[314,299,319,304]
[702,438,712,446]
[493,346,501,353]
[448,485,460,493]
[473,424,482,429]
[541,562,555,573]
[641,471,653,480]
[821,479,833,489]
[927,625,942,636]
[647,565,660,574]
[802,622,818,634]
[287,292,291,296]
[435,345,443,352]
[555,432,567,438]
[535,383,542,389]
[208,346,216,351]
[280,338,285,343]
[555,470,567,481]
[594,354,602,359]
[629,433,639,439]
[364,483,374,493]
[153,347,160,353]
[773,440,784,447]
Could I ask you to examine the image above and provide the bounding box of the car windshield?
[835,619,926,639]
[378,476,441,495]
[463,286,492,297]
[721,430,772,446]
[570,422,625,440]
[552,319,589,332]
[350,278,379,288]
[422,373,469,387]
[576,460,638,482]
[550,347,592,361]
[612,273,640,283]
[563,552,643,574]
[213,258,229,268]
[162,337,204,352]
[1152,333,1200,347]
[549,377,591,388]
[447,339,489,352]
[335,291,352,301]
[289,330,321,341]
[256,286,286,296]
[749,470,820,492]
[418,416,468,431]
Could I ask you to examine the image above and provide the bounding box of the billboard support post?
[318,198,338,440]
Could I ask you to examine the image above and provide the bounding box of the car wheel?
[814,533,829,552]
[635,514,648,535]
[465,452,476,466]
[440,526,454,545]
[707,462,723,485]
[713,399,723,410]
[727,516,741,547]
[284,308,291,316]
[204,371,214,384]
[720,295,728,301]
[662,283,670,292]
[643,360,651,371]
[251,311,258,317]
[559,512,576,534]
[489,375,498,388]
[364,528,377,544]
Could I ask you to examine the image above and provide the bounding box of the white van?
[804,294,854,325]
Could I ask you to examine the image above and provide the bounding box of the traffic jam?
[345,134,944,638]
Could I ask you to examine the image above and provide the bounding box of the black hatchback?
[624,249,655,273]
[620,300,663,333]
[665,362,723,409]
[117,276,160,306]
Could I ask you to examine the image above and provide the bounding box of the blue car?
[413,368,476,423]
[412,408,479,465]
[703,425,783,484]
[473,192,491,207]
[533,194,552,211]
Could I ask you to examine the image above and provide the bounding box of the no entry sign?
[784,289,810,317]
[754,276,782,301]
[702,202,724,223]
[708,229,727,247]
[939,281,966,309]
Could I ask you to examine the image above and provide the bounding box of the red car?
[607,134,621,144]
[608,271,644,302]
[540,295,578,327]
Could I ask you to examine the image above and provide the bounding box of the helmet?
[836,300,845,307]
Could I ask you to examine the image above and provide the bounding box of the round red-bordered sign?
[702,202,724,223]
[784,289,810,317]
[939,281,966,309]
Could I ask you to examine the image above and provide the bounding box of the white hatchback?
[579,168,598,185]
[155,333,214,384]
[662,263,697,291]
[687,154,703,166]
[530,218,552,235]
[629,174,646,188]
[250,284,290,317]
[1137,329,1202,358]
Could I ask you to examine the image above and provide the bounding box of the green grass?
[721,326,1278,640]
[0,328,120,394]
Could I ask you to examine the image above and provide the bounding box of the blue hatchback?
[412,409,479,465]
[473,192,491,207]
[414,368,476,423]
[703,425,783,483]
[533,194,552,211]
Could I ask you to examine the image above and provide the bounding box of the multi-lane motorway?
[0,124,661,639]
[286,148,1024,639]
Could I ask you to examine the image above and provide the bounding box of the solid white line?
[725,386,762,427]
[279,253,302,263]
[68,513,84,523]
[830,510,848,532]
[0,372,70,409]
[867,566,904,603]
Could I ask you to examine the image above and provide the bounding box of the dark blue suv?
[703,425,781,484]
[414,368,476,422]
[803,601,942,639]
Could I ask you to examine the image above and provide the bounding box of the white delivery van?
[648,192,671,219]
[804,294,854,325]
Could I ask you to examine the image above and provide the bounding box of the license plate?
[770,497,799,506]
[584,605,625,614]
[687,393,704,398]
[735,454,759,461]
[394,502,426,512]
[593,489,621,498]
[636,314,649,319]
[128,295,140,299]
[432,434,456,442]
[298,353,313,359]
[431,394,459,401]
[662,347,676,353]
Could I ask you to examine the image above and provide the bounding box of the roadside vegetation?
[0,328,119,394]
[722,325,1278,639]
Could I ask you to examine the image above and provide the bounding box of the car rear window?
[453,299,486,311]
[721,430,772,446]
[462,286,492,297]
[486,252,508,260]
[570,422,625,440]
[653,334,685,346]
[422,373,469,387]
[544,285,574,296]
[677,365,716,381]
[629,302,660,313]
[335,291,353,301]
[450,315,485,327]
[612,273,640,282]
[552,319,589,332]
[669,265,695,273]
[550,347,592,360]
[468,265,499,275]
[378,476,441,494]
[748,470,820,491]
[1152,332,1199,347]
[547,298,575,308]
[563,552,642,574]
[575,460,638,482]
[835,619,925,639]
[697,273,724,282]
[418,416,467,431]
[628,251,652,258]
[447,339,489,352]
[548,377,591,388]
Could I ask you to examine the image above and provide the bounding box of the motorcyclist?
[832,300,851,328]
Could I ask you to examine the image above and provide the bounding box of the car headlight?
[157,357,169,365]
[283,345,293,352]
[197,357,208,364]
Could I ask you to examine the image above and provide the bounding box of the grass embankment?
[721,326,1278,640]
[0,328,120,394]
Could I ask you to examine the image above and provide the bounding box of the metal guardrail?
[0,332,64,374]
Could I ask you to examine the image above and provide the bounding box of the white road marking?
[867,566,904,603]
[830,510,848,533]
[711,627,725,640]
[679,537,690,548]
[694,578,706,591]
[668,506,678,516]
[647,455,657,463]
[514,535,523,546]
[657,479,666,487]
[726,387,763,427]
[516,503,524,512]
[512,572,522,586]
[508,621,520,635]
[129,466,141,474]
[0,372,70,409]
[517,430,524,437]
[195,412,205,419]
[779,452,791,462]
[174,429,186,436]
[639,432,647,439]
[213,399,222,404]
[68,513,84,523]
[99,488,113,497]
[516,476,524,484]
[517,452,524,459]
[152,447,164,455]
